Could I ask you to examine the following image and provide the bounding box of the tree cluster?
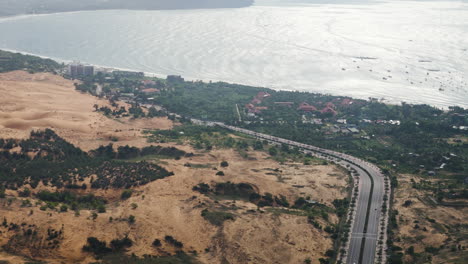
[0,130,174,190]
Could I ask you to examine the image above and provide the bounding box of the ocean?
[0,0,467,108]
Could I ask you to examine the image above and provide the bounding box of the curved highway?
[209,122,389,264]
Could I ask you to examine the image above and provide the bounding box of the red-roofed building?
[275,102,294,107]
[298,102,318,112]
[251,98,262,105]
[326,102,336,109]
[254,107,268,114]
[341,98,353,106]
[142,80,157,87]
[246,103,268,114]
[246,92,271,113]
[141,88,160,94]
[321,107,337,116]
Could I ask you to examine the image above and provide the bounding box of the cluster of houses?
[297,98,357,115]
[245,92,271,115]
[361,119,401,125]
[116,78,161,103]
[245,92,352,117]
[273,101,340,116]
[326,124,360,135]
[401,152,460,176]
[140,80,160,95]
[301,115,323,125]
[297,102,338,116]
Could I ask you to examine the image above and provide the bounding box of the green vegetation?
[193,182,284,207]
[146,124,253,150]
[94,251,197,264]
[152,239,162,247]
[154,81,264,122]
[18,187,31,197]
[2,48,466,264]
[92,104,165,119]
[81,65,465,176]
[76,82,98,94]
[147,124,312,163]
[201,209,235,226]
[0,129,173,190]
[123,73,467,180]
[36,190,107,211]
[410,178,468,203]
[194,182,326,210]
[164,235,183,248]
[82,236,133,257]
[247,117,467,176]
[83,237,112,256]
[3,51,466,180]
[193,181,341,234]
[91,144,189,160]
[0,50,62,73]
[120,189,133,200]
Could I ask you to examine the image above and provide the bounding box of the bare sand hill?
[0,71,173,151]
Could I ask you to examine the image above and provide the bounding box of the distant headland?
[0,0,254,17]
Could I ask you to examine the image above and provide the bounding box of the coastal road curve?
[208,121,388,264]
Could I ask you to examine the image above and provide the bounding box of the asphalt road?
[210,122,387,264]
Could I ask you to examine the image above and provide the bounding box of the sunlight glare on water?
[0,0,467,108]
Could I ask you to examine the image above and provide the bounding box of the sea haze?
[0,0,467,108]
[0,0,254,16]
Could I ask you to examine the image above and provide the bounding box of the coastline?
[0,47,167,78]
[1,48,459,110]
[1,2,467,110]
[0,47,278,93]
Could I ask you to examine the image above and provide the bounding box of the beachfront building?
[68,63,94,78]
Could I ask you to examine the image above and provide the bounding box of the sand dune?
[0,71,173,150]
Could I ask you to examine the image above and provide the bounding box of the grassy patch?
[266,207,308,217]
[118,154,172,164]
[184,163,213,169]
[97,251,197,264]
[201,209,235,226]
[446,251,468,264]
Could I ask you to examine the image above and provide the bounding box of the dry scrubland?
[394,174,468,263]
[0,72,349,263]
[1,149,348,263]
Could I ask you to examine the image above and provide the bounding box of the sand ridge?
[0,71,173,150]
